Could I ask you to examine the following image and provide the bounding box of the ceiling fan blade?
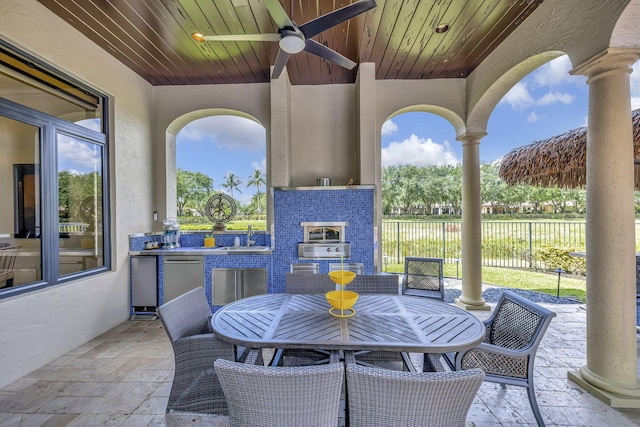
[271,49,291,79]
[299,0,377,39]
[263,0,295,29]
[198,34,281,42]
[304,39,357,70]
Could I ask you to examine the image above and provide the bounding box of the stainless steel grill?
[297,242,351,259]
[298,221,350,259]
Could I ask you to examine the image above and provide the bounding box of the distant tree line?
[176,168,266,218]
[178,162,640,219]
[382,162,589,216]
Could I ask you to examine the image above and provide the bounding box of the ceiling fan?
[191,0,377,79]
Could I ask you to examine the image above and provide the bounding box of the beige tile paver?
[0,297,639,426]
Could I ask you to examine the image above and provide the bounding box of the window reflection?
[0,116,42,288]
[57,134,104,275]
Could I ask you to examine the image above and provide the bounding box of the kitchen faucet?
[246,225,256,247]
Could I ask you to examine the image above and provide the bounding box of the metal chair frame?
[443,290,556,427]
[402,257,445,301]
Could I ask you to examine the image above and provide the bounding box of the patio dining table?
[211,293,486,366]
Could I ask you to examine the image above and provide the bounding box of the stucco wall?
[465,0,632,131]
[290,85,357,186]
[0,0,155,387]
[153,84,271,223]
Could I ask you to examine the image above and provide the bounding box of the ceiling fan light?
[191,32,205,42]
[279,35,305,54]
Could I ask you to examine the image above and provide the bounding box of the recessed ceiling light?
[435,24,449,34]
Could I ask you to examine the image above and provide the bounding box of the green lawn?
[180,216,589,302]
[383,262,586,302]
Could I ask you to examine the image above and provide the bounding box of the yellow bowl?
[328,270,356,285]
[326,290,359,310]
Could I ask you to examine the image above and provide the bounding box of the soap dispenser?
[234,236,240,246]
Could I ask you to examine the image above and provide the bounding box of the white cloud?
[381,134,460,167]
[533,55,573,87]
[177,115,266,151]
[251,158,267,172]
[501,82,536,110]
[381,119,398,135]
[537,91,574,106]
[631,60,640,110]
[58,135,101,173]
[75,118,101,132]
[526,111,538,123]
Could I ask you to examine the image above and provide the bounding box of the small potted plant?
[204,234,216,247]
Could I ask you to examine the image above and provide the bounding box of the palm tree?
[221,172,242,199]
[247,169,266,213]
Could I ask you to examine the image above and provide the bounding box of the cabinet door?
[163,256,204,303]
[131,256,157,307]
[241,268,267,298]
[212,268,237,305]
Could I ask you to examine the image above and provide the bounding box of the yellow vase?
[204,237,215,247]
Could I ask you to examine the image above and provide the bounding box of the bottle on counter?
[234,236,240,246]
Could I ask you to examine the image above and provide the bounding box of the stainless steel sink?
[220,246,270,251]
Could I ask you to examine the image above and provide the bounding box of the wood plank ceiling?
[36,0,544,86]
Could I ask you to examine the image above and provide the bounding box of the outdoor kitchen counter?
[128,246,272,256]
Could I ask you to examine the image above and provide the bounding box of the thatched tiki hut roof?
[498,108,640,189]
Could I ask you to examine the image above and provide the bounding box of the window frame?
[0,62,110,299]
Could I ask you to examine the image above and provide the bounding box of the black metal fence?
[381,220,612,269]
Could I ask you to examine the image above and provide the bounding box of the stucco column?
[456,132,490,310]
[355,63,381,271]
[568,49,640,407]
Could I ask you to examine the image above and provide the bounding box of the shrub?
[535,246,586,275]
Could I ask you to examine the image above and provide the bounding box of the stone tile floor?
[1,300,640,426]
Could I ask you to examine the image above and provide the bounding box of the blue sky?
[176,56,640,204]
[58,118,103,174]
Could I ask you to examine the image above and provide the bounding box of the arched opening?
[170,111,267,231]
[378,53,640,300]
[379,111,460,273]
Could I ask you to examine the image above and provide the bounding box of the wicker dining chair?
[215,356,344,427]
[344,351,484,427]
[402,257,445,301]
[442,290,556,427]
[346,273,400,294]
[285,272,333,293]
[157,286,236,414]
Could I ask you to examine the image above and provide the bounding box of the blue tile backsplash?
[272,188,374,292]
[129,187,374,313]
